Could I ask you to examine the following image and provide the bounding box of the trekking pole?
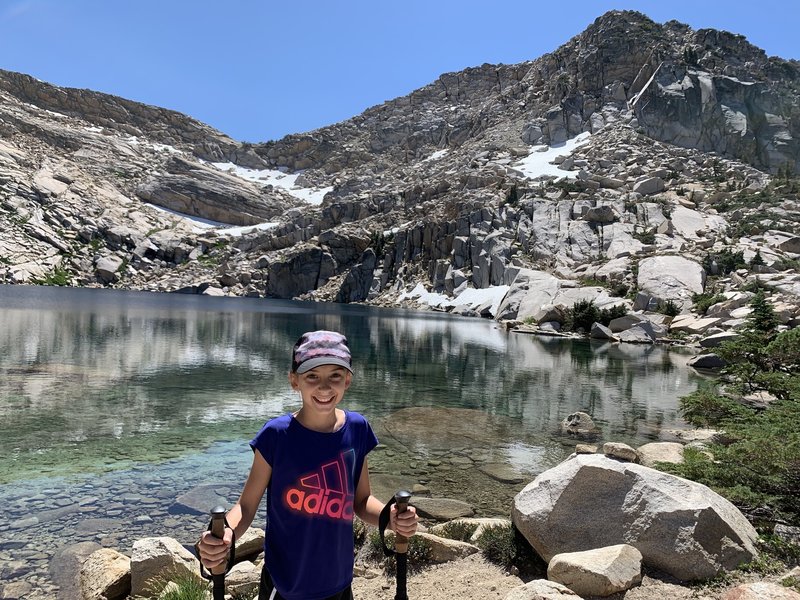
[206,506,231,600]
[393,490,412,600]
[378,489,413,600]
[209,506,228,600]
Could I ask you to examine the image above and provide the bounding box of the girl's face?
[289,364,352,414]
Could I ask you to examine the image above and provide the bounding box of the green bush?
[563,300,628,333]
[353,516,369,547]
[33,266,72,287]
[693,292,727,315]
[702,249,746,275]
[564,299,600,332]
[633,229,656,245]
[657,299,681,317]
[659,292,800,525]
[474,523,545,576]
[750,250,765,267]
[599,304,628,323]
[679,386,755,428]
[145,574,208,600]
[367,528,433,574]
[475,524,517,569]
[436,520,478,542]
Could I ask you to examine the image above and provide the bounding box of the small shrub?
[506,185,519,205]
[657,299,681,317]
[147,573,208,600]
[599,304,628,324]
[565,299,600,332]
[552,179,582,194]
[33,266,72,287]
[608,282,630,298]
[475,524,545,576]
[404,535,433,573]
[743,278,771,294]
[739,549,787,576]
[772,258,800,272]
[633,229,656,245]
[436,520,478,542]
[367,528,433,574]
[476,524,516,569]
[757,533,800,568]
[353,517,369,547]
[692,292,726,315]
[679,385,754,428]
[784,576,800,592]
[702,249,746,275]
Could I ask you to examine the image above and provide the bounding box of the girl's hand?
[197,527,234,569]
[390,504,419,538]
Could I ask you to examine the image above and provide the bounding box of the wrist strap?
[378,496,397,557]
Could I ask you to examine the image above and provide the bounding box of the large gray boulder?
[637,256,705,310]
[511,454,758,581]
[495,269,561,321]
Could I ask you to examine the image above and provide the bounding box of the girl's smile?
[290,364,352,429]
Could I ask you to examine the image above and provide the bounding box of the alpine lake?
[0,284,709,597]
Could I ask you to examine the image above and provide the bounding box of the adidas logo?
[284,449,356,520]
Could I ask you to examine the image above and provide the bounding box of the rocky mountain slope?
[1,10,798,335]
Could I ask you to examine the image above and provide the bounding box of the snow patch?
[152,143,183,154]
[211,162,333,205]
[399,283,510,317]
[514,132,591,180]
[420,149,449,163]
[144,203,278,236]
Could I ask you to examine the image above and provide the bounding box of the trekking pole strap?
[378,495,398,557]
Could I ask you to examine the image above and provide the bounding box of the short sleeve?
[363,418,379,456]
[250,420,277,467]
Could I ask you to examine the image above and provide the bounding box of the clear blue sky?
[1,1,797,143]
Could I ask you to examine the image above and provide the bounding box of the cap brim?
[295,357,353,374]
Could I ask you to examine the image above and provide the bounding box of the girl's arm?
[353,459,418,537]
[197,449,271,568]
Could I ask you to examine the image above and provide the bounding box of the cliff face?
[0,10,798,323]
[256,11,799,175]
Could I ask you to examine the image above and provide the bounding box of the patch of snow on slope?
[211,162,333,205]
[399,283,510,317]
[514,132,591,180]
[145,203,278,236]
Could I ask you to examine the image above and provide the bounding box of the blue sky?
[1,1,797,143]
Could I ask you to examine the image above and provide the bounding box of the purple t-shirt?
[250,410,378,600]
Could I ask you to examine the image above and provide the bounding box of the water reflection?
[0,284,703,486]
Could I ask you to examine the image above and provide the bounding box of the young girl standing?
[197,330,418,600]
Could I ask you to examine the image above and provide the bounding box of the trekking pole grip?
[209,505,228,576]
[394,490,412,553]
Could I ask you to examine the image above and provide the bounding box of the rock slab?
[547,544,643,597]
